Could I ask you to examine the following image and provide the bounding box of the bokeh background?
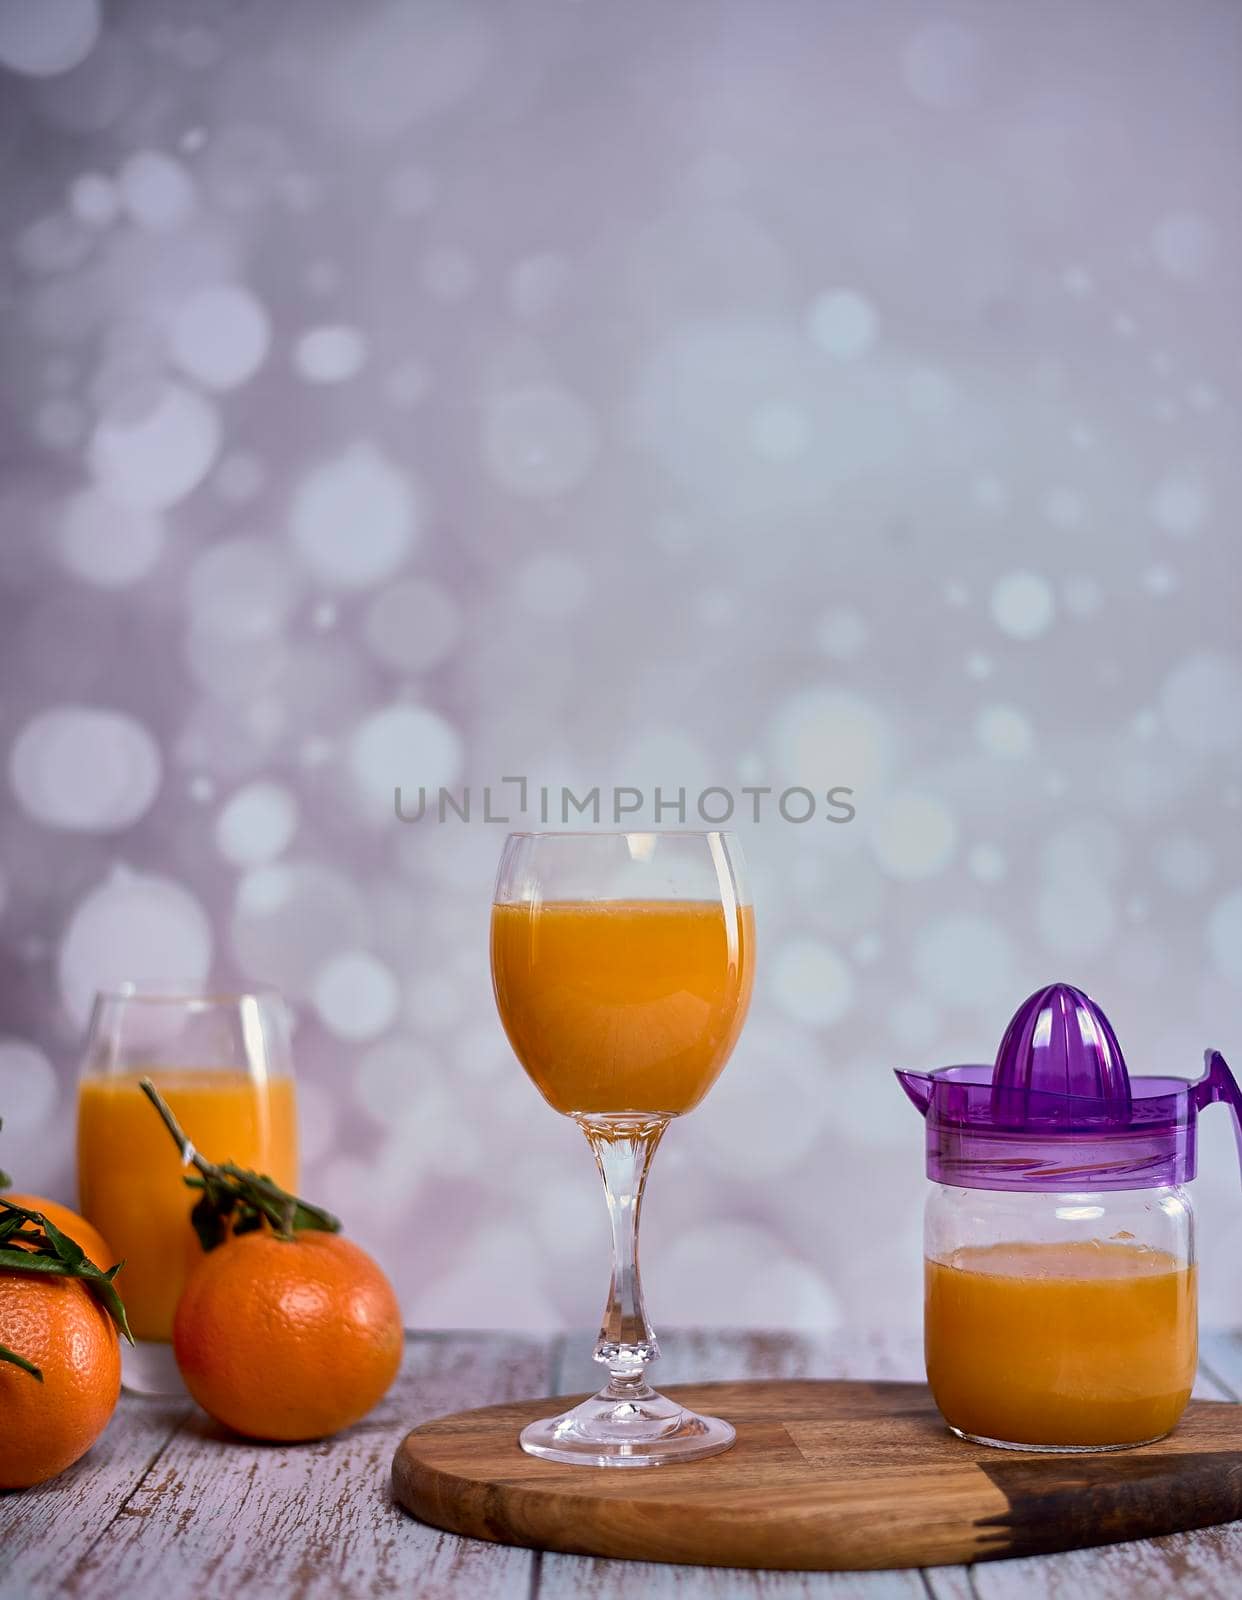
[1,0,1240,1332]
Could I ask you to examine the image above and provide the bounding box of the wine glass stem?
[579,1113,669,1393]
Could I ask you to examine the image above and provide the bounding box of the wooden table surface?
[4,1328,1242,1600]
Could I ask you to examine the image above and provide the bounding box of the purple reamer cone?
[897,982,1242,1192]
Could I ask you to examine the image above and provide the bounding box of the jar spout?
[1194,1049,1242,1186]
[895,1069,934,1117]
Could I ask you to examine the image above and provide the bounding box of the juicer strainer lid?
[896,983,1242,1192]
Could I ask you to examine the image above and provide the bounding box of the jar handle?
[1194,1050,1242,1183]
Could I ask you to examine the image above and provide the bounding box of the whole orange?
[4,1194,117,1272]
[0,1270,121,1489]
[172,1230,403,1441]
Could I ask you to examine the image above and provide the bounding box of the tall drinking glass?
[491,830,755,1466]
[77,984,299,1394]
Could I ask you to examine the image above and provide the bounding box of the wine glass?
[491,830,755,1466]
[77,983,299,1394]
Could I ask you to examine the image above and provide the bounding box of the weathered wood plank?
[556,1325,927,1393]
[548,1329,1242,1600]
[0,1394,191,1600]
[5,1330,1240,1600]
[542,1328,933,1598]
[539,1560,935,1599]
[59,1332,552,1600]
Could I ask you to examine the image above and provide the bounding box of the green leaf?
[0,1210,26,1244]
[288,1199,340,1235]
[80,1263,133,1346]
[143,1080,342,1248]
[0,1243,134,1346]
[218,1165,341,1236]
[38,1212,91,1271]
[0,1168,11,1190]
[0,1247,80,1277]
[0,1340,41,1380]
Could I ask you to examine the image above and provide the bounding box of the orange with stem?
[0,1132,133,1488]
[140,1080,403,1442]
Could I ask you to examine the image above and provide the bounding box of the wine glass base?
[519,1385,736,1468]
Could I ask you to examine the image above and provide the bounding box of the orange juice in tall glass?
[77,986,298,1392]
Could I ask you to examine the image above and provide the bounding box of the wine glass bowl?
[491,830,755,1466]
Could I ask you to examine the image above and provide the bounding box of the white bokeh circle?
[348,704,464,819]
[89,382,221,510]
[750,400,811,459]
[117,149,196,230]
[975,704,1035,760]
[215,781,299,866]
[363,578,462,673]
[482,384,600,498]
[169,285,271,391]
[313,950,400,1041]
[990,571,1055,641]
[59,490,163,587]
[326,0,493,141]
[1151,212,1217,284]
[770,688,894,791]
[968,844,1008,884]
[69,172,118,226]
[508,252,570,319]
[290,443,419,588]
[58,867,213,1026]
[870,792,957,879]
[1160,653,1242,752]
[806,288,878,359]
[10,706,161,832]
[1155,834,1213,894]
[188,537,302,642]
[0,0,100,76]
[771,937,855,1026]
[0,1040,59,1135]
[1150,472,1209,537]
[293,325,369,384]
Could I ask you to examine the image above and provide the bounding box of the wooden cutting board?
[392,1379,1242,1570]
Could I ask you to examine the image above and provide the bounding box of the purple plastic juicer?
[897,981,1241,1452]
[897,981,1242,1191]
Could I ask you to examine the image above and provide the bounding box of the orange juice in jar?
[925,1238,1196,1449]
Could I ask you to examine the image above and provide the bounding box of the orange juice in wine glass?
[491,830,754,1467]
[491,898,754,1116]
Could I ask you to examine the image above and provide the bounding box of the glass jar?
[923,1182,1197,1452]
